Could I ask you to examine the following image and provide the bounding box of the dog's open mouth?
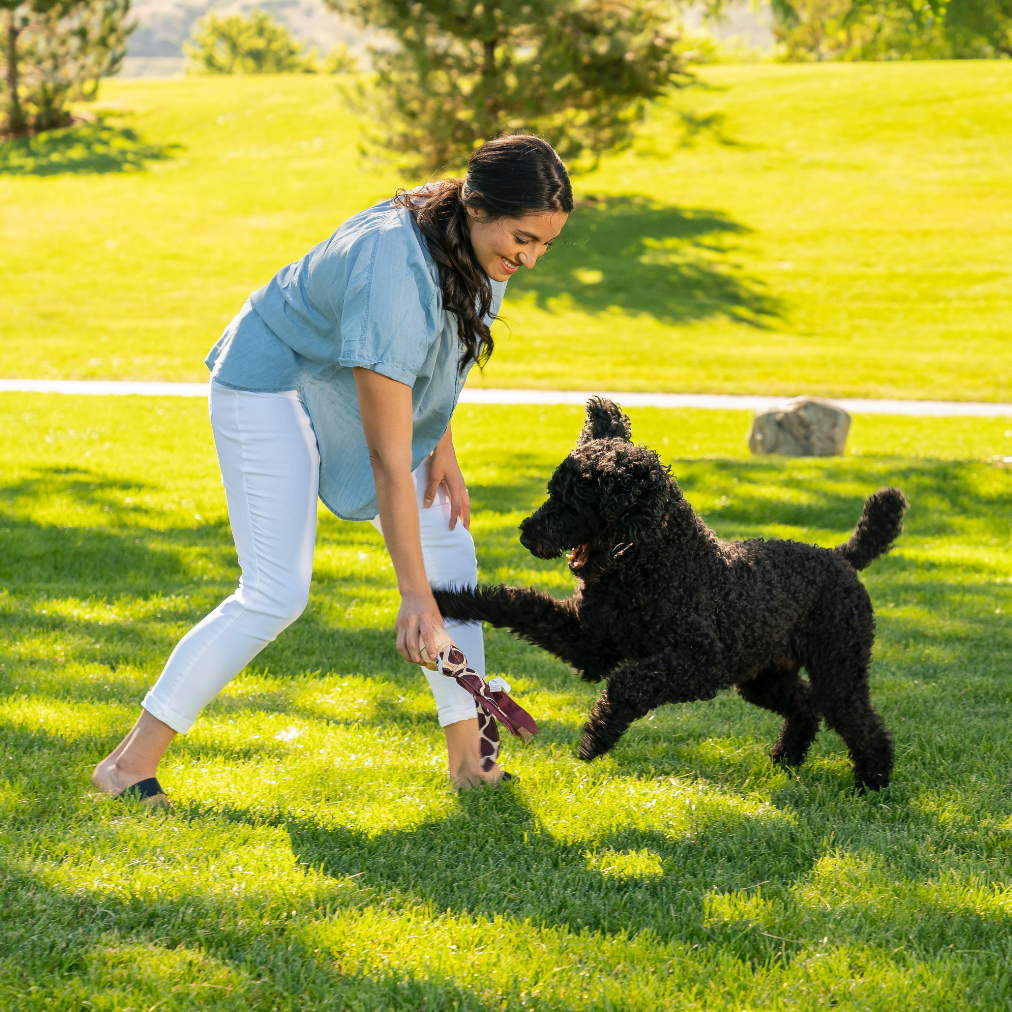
[566,544,590,570]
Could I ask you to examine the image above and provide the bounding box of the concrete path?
[2,379,1011,417]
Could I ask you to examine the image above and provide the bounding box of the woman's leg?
[372,459,499,787]
[93,385,321,797]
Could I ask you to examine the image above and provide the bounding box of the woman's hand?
[396,589,448,666]
[423,424,470,530]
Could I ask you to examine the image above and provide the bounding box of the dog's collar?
[610,513,666,559]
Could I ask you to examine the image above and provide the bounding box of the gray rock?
[747,397,851,457]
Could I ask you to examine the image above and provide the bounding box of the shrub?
[184,9,320,74]
[323,40,358,73]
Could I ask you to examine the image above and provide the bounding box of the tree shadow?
[0,856,507,1011]
[507,194,783,328]
[669,456,1012,543]
[233,784,810,952]
[0,113,183,176]
[220,782,1012,978]
[2,752,1007,1005]
[0,468,220,591]
[674,109,755,150]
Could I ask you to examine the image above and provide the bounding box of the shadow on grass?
[0,114,183,176]
[282,786,806,947]
[667,456,1012,544]
[0,857,506,1012]
[0,466,242,594]
[218,785,1011,976]
[2,777,1010,1006]
[507,194,783,327]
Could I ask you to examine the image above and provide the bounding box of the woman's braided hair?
[395,134,573,372]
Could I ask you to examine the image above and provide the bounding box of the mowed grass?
[2,62,1012,399]
[2,393,1012,1009]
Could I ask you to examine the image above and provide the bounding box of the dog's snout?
[519,523,560,560]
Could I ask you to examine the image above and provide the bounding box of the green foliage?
[328,0,692,173]
[1,0,132,135]
[184,9,320,75]
[2,393,1012,1008]
[770,0,1012,60]
[939,0,1012,57]
[323,40,358,74]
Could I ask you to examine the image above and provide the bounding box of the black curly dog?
[435,398,907,793]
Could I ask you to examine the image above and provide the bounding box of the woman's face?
[467,209,569,282]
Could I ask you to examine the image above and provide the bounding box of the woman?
[92,134,573,801]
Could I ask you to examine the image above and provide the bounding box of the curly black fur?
[436,398,908,793]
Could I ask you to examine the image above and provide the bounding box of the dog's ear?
[601,449,672,543]
[578,397,631,444]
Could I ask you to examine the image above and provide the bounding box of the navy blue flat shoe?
[117,777,167,803]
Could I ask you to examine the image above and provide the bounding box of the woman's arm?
[354,367,444,665]
[423,422,470,530]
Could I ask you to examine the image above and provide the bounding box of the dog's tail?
[834,487,907,571]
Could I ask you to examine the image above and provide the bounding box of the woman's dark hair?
[394,134,573,372]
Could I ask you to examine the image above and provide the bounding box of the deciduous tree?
[769,0,1012,60]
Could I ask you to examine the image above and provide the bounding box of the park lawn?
[2,62,1011,400]
[1,392,1012,1010]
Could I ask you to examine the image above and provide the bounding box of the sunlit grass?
[2,393,1012,1008]
[2,63,1011,399]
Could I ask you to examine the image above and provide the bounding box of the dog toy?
[420,631,537,771]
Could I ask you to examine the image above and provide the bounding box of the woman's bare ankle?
[91,708,177,796]
[92,755,157,795]
[449,760,502,790]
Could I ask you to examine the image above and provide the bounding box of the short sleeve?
[336,217,442,387]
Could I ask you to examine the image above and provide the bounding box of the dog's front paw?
[578,717,624,761]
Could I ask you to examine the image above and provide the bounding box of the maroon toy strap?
[439,644,538,744]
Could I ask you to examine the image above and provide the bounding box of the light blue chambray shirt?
[205,197,507,521]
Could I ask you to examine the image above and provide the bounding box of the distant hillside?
[127,0,373,59]
[126,0,772,61]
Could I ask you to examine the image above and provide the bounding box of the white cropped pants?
[142,383,483,733]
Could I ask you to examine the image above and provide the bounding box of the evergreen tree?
[3,0,61,134]
[327,0,691,174]
[2,0,132,135]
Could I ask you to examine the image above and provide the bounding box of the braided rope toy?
[421,632,538,771]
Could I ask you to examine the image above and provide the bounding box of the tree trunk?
[4,9,25,136]
[482,38,498,127]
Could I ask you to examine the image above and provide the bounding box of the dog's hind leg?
[736,656,821,768]
[804,599,894,793]
[579,625,729,761]
[815,685,893,793]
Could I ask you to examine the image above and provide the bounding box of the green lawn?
[2,62,1011,399]
[3,394,1012,1009]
